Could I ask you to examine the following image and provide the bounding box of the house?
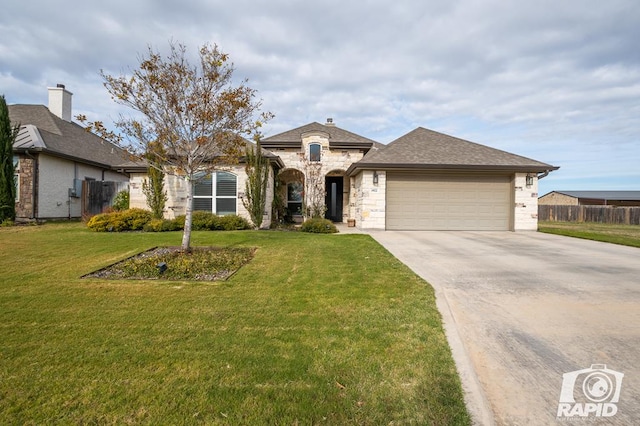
[130,119,558,230]
[9,85,142,220]
[539,191,640,207]
[128,141,284,224]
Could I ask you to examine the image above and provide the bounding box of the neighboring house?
[131,119,558,231]
[9,85,142,220]
[539,191,640,207]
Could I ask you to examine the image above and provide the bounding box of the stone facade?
[14,155,35,219]
[267,131,365,223]
[513,173,539,231]
[130,164,276,229]
[351,170,386,229]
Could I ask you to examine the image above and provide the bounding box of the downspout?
[537,170,550,180]
[24,150,38,220]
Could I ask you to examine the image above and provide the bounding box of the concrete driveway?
[369,231,640,425]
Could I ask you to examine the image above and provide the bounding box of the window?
[13,155,19,201]
[287,182,303,216]
[309,144,321,162]
[14,173,19,202]
[192,172,237,215]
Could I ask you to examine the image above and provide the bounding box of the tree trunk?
[181,176,193,251]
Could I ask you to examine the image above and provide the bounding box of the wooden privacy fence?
[539,205,640,225]
[82,181,129,216]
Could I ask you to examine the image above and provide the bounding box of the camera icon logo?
[557,364,624,418]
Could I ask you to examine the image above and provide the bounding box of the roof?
[543,191,640,201]
[262,122,378,149]
[348,127,559,175]
[8,104,144,172]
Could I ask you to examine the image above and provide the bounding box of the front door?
[325,176,343,222]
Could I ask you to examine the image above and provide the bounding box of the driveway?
[368,231,640,425]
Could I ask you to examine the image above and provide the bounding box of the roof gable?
[262,122,378,148]
[349,127,558,174]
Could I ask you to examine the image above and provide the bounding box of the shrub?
[112,190,130,211]
[300,218,338,234]
[86,208,152,232]
[181,212,251,231]
[216,215,249,230]
[120,208,153,230]
[143,218,183,232]
[86,212,113,232]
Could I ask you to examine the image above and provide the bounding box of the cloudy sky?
[2,0,639,194]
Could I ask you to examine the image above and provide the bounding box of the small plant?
[300,218,338,234]
[112,190,130,211]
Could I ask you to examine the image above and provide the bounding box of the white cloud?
[1,0,639,190]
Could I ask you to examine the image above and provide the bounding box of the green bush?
[300,218,338,234]
[87,209,250,232]
[179,212,251,231]
[141,213,249,232]
[218,214,251,231]
[86,213,113,232]
[86,208,152,232]
[143,218,183,232]
[112,190,130,211]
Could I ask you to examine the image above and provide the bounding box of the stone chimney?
[325,117,336,127]
[48,84,73,121]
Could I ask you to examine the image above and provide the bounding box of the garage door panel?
[386,173,511,230]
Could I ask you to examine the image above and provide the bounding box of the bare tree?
[95,42,272,250]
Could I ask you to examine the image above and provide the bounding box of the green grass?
[0,223,470,425]
[538,221,640,248]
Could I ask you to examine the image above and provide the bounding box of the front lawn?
[0,223,470,425]
[538,221,640,248]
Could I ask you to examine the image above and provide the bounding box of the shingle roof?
[262,122,378,148]
[8,104,143,171]
[348,127,558,175]
[546,191,640,201]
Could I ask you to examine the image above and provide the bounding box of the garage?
[386,172,512,230]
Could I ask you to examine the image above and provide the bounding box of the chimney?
[325,117,335,127]
[48,84,73,121]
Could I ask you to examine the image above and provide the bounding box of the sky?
[1,0,639,196]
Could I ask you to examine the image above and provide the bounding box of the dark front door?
[325,176,343,222]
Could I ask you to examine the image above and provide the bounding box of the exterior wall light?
[525,174,534,186]
[373,171,379,185]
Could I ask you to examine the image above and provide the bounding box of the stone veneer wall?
[513,172,539,231]
[268,132,365,222]
[15,155,35,219]
[352,170,386,229]
[129,164,275,228]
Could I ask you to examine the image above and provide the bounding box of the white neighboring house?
[9,85,143,220]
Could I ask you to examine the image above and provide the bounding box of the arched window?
[309,143,321,162]
[193,171,237,215]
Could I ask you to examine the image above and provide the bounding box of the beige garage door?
[386,172,512,230]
